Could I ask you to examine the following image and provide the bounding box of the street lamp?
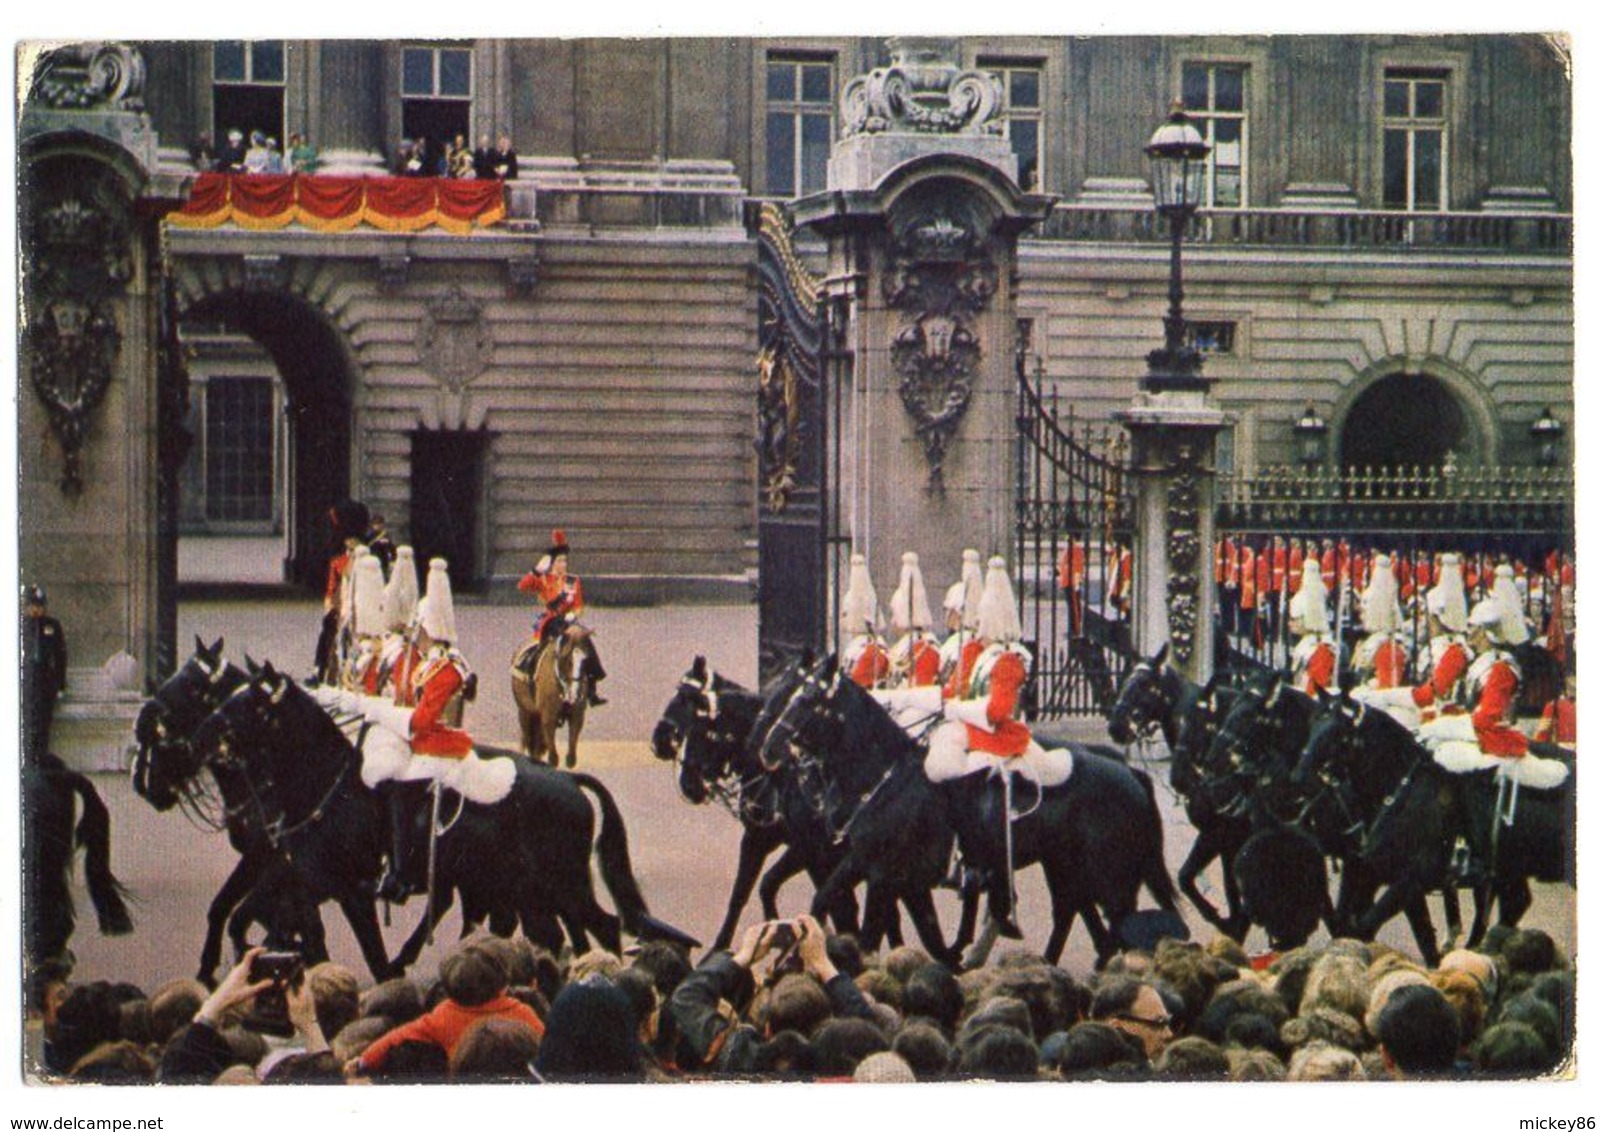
[1143,102,1212,394]
[1530,406,1564,468]
[1294,404,1328,469]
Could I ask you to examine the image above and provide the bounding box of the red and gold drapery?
[168,173,507,235]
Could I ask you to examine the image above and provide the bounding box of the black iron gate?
[1014,340,1136,718]
[751,202,839,684]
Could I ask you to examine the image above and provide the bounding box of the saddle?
[1419,714,1570,791]
[511,637,546,678]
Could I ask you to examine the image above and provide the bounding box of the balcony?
[1034,204,1572,254]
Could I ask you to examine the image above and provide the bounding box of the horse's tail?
[66,771,134,936]
[569,772,700,951]
[1131,767,1179,913]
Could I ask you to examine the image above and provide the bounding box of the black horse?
[132,638,329,983]
[188,662,695,978]
[1108,644,1254,939]
[23,752,133,971]
[1298,693,1575,961]
[756,653,1178,967]
[650,657,900,952]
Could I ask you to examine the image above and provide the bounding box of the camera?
[767,921,797,951]
[242,951,305,1037]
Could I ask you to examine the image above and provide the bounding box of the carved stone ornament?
[884,205,998,495]
[22,161,135,494]
[1163,439,1207,665]
[415,287,493,393]
[27,42,147,112]
[840,37,1004,140]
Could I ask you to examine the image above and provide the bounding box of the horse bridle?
[672,676,778,826]
[1112,660,1171,744]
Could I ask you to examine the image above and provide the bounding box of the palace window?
[764,55,835,197]
[1187,320,1237,355]
[1180,62,1246,208]
[402,44,474,161]
[981,61,1044,190]
[202,377,279,526]
[212,41,285,148]
[1382,69,1448,211]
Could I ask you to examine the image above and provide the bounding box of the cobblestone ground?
[54,597,1575,991]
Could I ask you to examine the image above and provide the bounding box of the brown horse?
[511,625,590,767]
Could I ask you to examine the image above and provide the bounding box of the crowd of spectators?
[25,915,1571,1085]
[188,128,519,180]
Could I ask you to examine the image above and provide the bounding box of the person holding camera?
[158,948,329,1083]
[668,914,873,1074]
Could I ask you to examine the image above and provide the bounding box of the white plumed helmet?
[976,556,1022,643]
[888,551,934,633]
[1288,559,1328,636]
[383,546,420,631]
[1360,553,1401,634]
[1428,553,1468,633]
[352,552,387,637]
[416,557,457,643]
[960,548,985,630]
[1489,564,1529,645]
[840,553,879,635]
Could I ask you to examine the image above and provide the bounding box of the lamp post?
[1143,102,1212,394]
[1530,406,1564,468]
[1294,404,1328,470]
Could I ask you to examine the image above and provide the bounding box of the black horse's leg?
[199,856,261,985]
[808,857,864,928]
[1441,885,1466,953]
[897,887,959,969]
[1176,834,1235,935]
[1495,874,1534,932]
[1402,892,1442,968]
[390,885,457,975]
[520,905,566,956]
[711,827,784,952]
[1354,875,1430,943]
[335,889,396,984]
[756,843,809,921]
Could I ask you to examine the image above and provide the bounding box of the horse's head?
[652,657,711,763]
[1199,670,1288,815]
[1108,643,1173,744]
[1295,687,1362,788]
[652,657,734,805]
[752,652,845,773]
[132,637,243,810]
[191,660,311,835]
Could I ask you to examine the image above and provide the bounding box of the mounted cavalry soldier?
[373,546,421,697]
[342,552,389,695]
[517,529,608,708]
[1416,596,1569,791]
[840,553,890,689]
[325,558,514,903]
[1288,558,1336,696]
[22,584,68,761]
[925,556,1072,940]
[1364,553,1470,723]
[886,552,941,689]
[936,548,985,685]
[1353,553,1409,690]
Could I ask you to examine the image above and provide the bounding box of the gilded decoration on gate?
[757,337,800,513]
[753,202,822,516]
[416,287,494,393]
[885,206,997,495]
[22,163,135,494]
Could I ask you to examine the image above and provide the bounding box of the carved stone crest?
[22,160,134,494]
[840,38,1003,139]
[884,206,997,495]
[416,287,493,393]
[28,42,147,112]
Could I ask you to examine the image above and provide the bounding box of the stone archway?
[1337,368,1493,471]
[176,286,359,588]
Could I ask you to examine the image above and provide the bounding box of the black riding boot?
[987,775,1023,940]
[581,642,608,707]
[378,783,423,903]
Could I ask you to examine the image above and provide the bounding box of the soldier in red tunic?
[517,530,607,707]
[925,556,1072,939]
[887,552,941,689]
[1058,538,1087,637]
[1288,559,1336,696]
[1354,553,1408,689]
[839,553,890,689]
[314,500,370,683]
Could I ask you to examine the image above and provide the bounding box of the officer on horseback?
[343,552,389,695]
[373,546,422,697]
[936,548,985,685]
[1288,559,1336,695]
[518,530,607,708]
[1365,554,1470,722]
[1353,553,1409,689]
[333,558,514,903]
[22,584,68,762]
[925,556,1072,940]
[840,553,890,689]
[886,552,941,688]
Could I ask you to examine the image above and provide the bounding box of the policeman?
[22,585,67,761]
[518,530,607,707]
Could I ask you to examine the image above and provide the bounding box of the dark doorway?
[1340,372,1473,471]
[410,429,487,592]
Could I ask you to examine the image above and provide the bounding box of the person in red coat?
[925,557,1070,939]
[1354,553,1408,689]
[1288,559,1335,696]
[1059,538,1087,637]
[314,500,370,683]
[517,529,607,707]
[1534,672,1576,749]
